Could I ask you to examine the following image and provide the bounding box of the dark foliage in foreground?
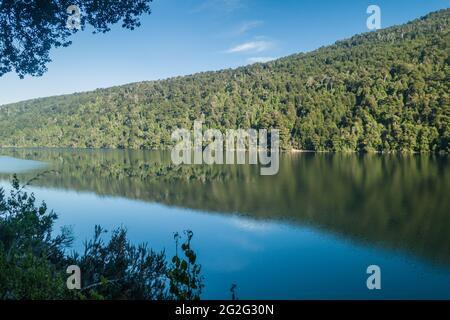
[0,0,153,78]
[0,175,203,300]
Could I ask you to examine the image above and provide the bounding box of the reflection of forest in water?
[0,148,449,267]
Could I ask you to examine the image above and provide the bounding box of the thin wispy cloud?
[191,0,245,14]
[235,20,264,35]
[226,40,274,54]
[216,20,263,39]
[247,57,275,64]
[230,217,274,233]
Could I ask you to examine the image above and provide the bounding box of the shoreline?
[0,146,448,155]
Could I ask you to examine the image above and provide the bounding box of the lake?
[0,148,449,299]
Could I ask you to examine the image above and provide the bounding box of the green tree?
[0,175,204,300]
[0,0,153,78]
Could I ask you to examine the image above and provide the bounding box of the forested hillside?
[0,9,449,152]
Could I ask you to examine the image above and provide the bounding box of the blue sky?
[0,0,448,105]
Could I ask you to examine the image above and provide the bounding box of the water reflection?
[0,148,449,268]
[0,155,47,173]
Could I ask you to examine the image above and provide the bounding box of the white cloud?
[236,20,264,35]
[191,0,245,14]
[247,56,275,63]
[230,217,273,232]
[226,40,273,54]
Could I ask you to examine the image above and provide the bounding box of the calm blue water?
[0,156,47,173]
[0,149,449,299]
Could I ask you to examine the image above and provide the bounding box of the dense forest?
[0,175,204,299]
[0,9,449,153]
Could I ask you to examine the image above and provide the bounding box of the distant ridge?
[0,9,449,153]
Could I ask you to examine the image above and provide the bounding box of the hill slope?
[0,9,449,152]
